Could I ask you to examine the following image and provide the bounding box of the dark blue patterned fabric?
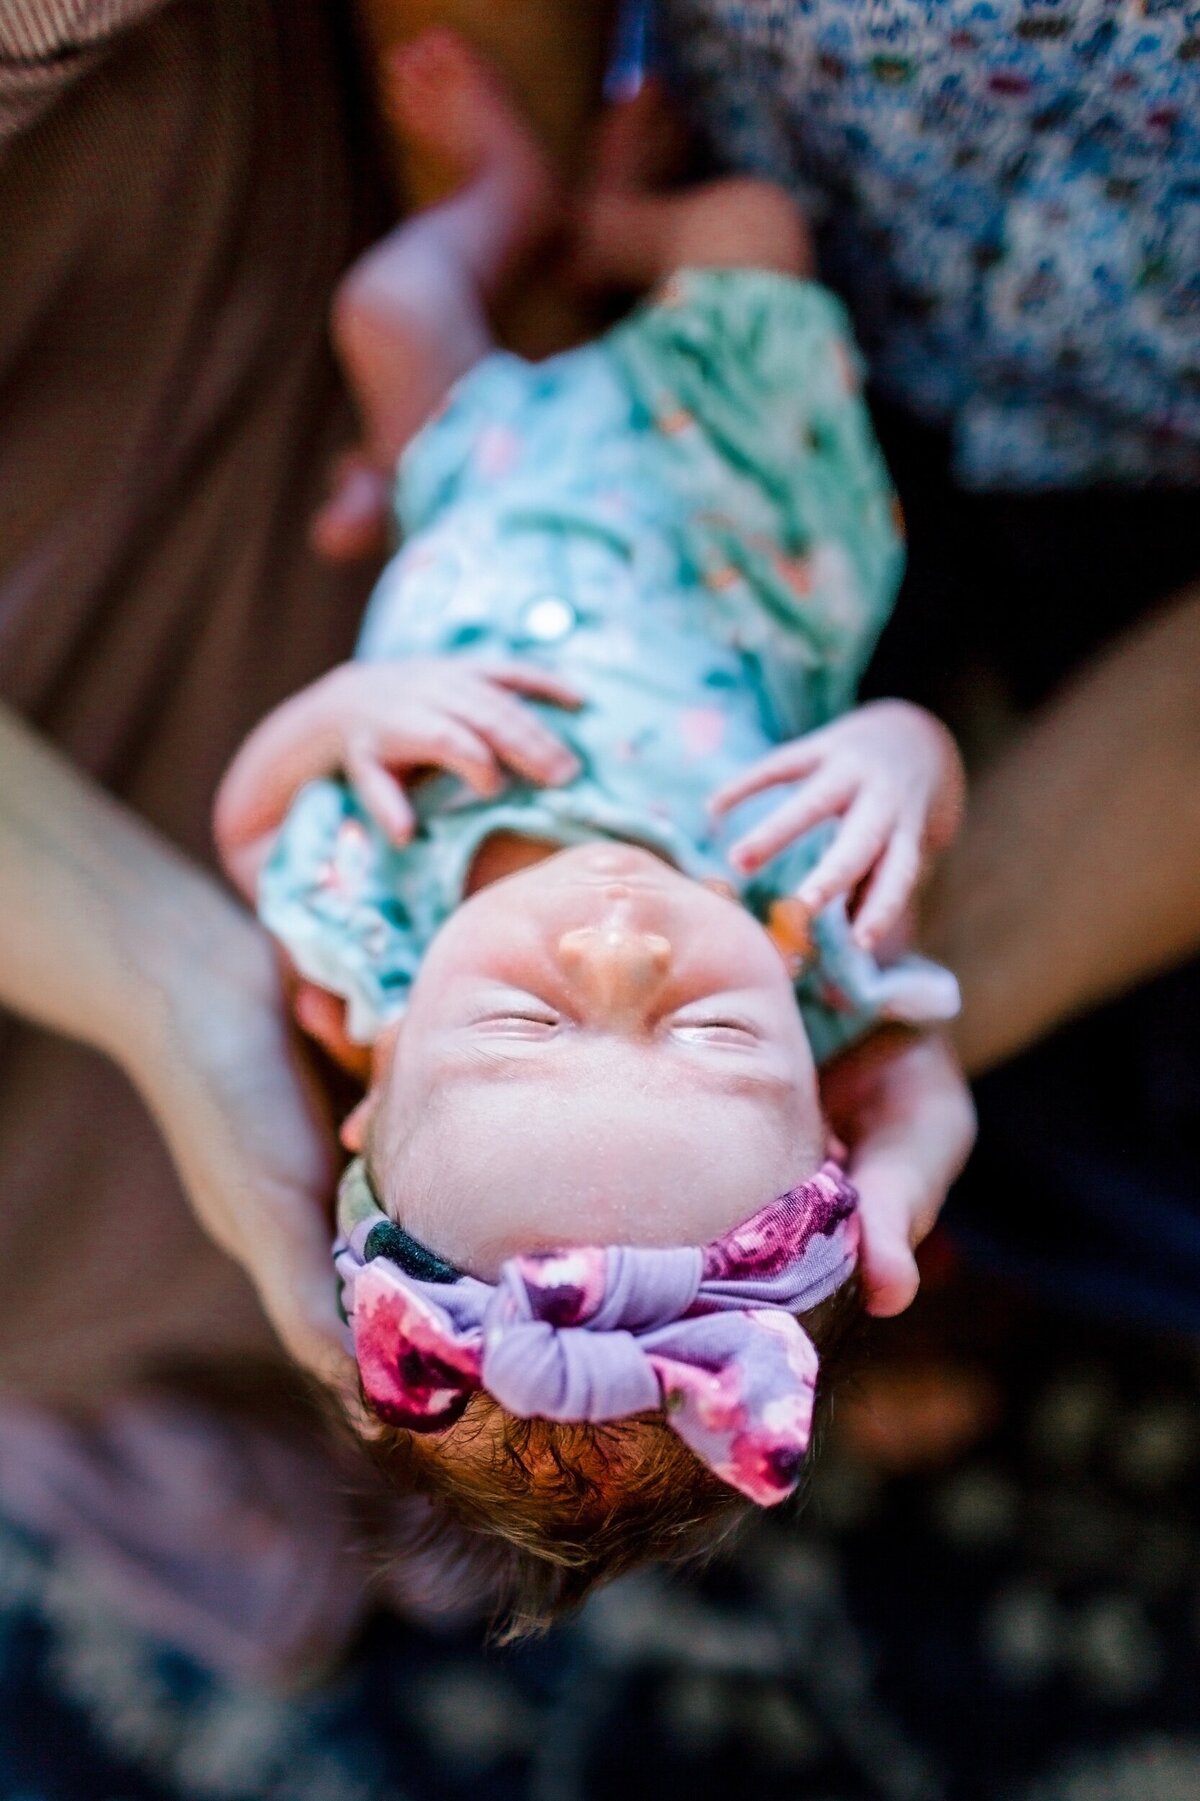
[658,0,1200,488]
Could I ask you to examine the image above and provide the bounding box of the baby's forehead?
[396,1049,802,1152]
[376,1017,816,1183]
[377,1068,818,1275]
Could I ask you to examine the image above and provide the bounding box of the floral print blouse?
[660,0,1200,488]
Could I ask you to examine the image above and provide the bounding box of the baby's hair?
[354,1275,862,1638]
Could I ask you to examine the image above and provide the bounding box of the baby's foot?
[386,28,558,241]
[588,78,689,198]
[837,1363,1002,1473]
[569,82,696,292]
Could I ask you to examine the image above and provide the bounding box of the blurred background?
[2,0,1197,1797]
[4,1260,1200,1801]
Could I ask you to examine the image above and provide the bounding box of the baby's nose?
[556,913,672,1021]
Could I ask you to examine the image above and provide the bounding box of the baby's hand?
[215,658,583,896]
[709,701,964,950]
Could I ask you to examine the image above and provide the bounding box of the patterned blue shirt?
[660,0,1200,488]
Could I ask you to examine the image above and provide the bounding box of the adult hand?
[821,1027,976,1316]
[127,907,356,1394]
[0,705,353,1393]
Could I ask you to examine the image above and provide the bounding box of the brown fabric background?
[0,0,389,1399]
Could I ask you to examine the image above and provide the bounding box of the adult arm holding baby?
[925,582,1200,1079]
[0,702,352,1387]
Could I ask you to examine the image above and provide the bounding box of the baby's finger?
[218,830,276,905]
[709,736,828,817]
[344,741,416,845]
[727,768,858,874]
[852,829,922,950]
[214,691,345,853]
[796,794,894,912]
[464,689,582,788]
[485,661,586,711]
[383,711,504,799]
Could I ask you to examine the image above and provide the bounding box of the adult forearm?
[925,581,1200,1078]
[0,704,351,1382]
[0,703,239,1073]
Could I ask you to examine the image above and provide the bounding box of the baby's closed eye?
[669,1011,763,1044]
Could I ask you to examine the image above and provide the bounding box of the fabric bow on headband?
[334,1159,859,1506]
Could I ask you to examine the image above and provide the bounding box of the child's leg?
[330,30,559,472]
[574,88,814,291]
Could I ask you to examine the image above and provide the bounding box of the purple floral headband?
[334,1158,860,1506]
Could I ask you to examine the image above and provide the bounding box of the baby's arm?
[710,701,965,951]
[214,658,582,901]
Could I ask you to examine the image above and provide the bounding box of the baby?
[215,34,968,1627]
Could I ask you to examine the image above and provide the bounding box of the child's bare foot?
[569,82,685,292]
[836,1362,1002,1473]
[573,172,814,295]
[571,80,813,293]
[309,450,392,566]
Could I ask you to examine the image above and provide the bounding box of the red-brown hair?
[354,1277,862,1637]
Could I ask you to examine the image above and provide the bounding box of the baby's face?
[361,843,825,1276]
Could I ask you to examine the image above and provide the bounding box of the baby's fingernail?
[553,756,581,783]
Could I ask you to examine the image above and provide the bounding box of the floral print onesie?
[261,270,958,1063]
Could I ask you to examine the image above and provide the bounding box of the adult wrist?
[109,856,276,1096]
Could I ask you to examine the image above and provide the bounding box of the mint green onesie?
[260,270,958,1062]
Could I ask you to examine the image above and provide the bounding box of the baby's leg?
[330,30,559,472]
[574,86,814,291]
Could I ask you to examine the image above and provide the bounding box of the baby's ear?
[340,1018,405,1150]
[339,1095,372,1152]
[373,1016,405,1077]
